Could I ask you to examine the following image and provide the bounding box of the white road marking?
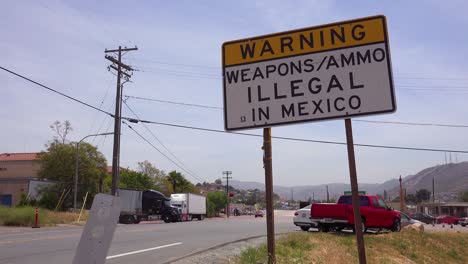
[106,242,183,259]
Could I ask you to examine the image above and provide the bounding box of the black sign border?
[222,15,396,131]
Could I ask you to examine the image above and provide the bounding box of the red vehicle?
[254,210,264,218]
[311,195,401,232]
[436,215,459,225]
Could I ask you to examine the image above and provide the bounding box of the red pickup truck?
[311,195,401,233]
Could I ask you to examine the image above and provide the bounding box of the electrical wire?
[129,58,219,69]
[87,77,115,137]
[124,95,223,110]
[124,95,468,128]
[0,66,113,117]
[122,120,207,183]
[4,65,467,154]
[123,101,202,179]
[353,120,468,128]
[119,117,468,154]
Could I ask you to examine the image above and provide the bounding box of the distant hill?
[229,180,394,201]
[230,162,468,201]
[387,162,468,201]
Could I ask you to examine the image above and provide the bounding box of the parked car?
[436,215,460,225]
[459,217,468,227]
[398,211,422,228]
[311,195,401,233]
[254,210,264,218]
[409,212,436,224]
[293,205,317,231]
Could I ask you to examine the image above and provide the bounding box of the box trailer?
[170,193,206,221]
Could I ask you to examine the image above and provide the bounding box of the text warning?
[222,15,395,131]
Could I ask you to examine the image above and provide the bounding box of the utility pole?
[222,171,232,217]
[432,177,435,203]
[326,185,329,202]
[312,192,315,203]
[263,128,275,264]
[105,46,138,196]
[399,175,404,212]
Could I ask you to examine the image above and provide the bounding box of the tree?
[137,161,171,195]
[415,189,431,203]
[50,120,73,144]
[137,160,166,179]
[119,170,155,190]
[460,191,468,202]
[214,179,222,185]
[38,141,107,210]
[166,171,199,194]
[405,194,417,204]
[206,191,227,217]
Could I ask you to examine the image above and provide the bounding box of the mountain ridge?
[229,162,468,201]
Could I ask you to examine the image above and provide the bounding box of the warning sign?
[222,15,395,131]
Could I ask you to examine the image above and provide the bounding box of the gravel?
[170,235,271,264]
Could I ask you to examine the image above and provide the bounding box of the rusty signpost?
[222,15,395,263]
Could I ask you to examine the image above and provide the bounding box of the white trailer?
[170,193,206,221]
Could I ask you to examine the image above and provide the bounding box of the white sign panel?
[222,16,395,131]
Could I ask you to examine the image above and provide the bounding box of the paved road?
[0,212,296,264]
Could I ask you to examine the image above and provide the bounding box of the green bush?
[0,206,45,226]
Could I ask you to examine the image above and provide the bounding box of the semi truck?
[118,188,180,224]
[170,193,206,221]
[311,194,401,233]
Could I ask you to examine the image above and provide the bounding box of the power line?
[87,76,115,137]
[4,65,466,153]
[122,120,206,183]
[123,100,201,179]
[353,120,468,128]
[124,95,468,128]
[134,66,220,77]
[119,58,468,82]
[397,76,468,81]
[119,117,468,154]
[134,68,221,80]
[0,66,112,117]
[129,58,219,69]
[124,95,223,109]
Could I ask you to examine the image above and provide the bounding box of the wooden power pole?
[105,46,138,196]
[223,171,232,217]
[263,128,275,264]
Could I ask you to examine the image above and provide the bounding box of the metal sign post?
[263,127,275,264]
[345,118,367,264]
[222,15,395,264]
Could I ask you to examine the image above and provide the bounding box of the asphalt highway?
[0,212,296,264]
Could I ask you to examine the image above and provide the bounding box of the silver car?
[460,217,468,227]
[399,211,422,228]
[293,205,317,231]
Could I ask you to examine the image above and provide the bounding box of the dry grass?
[0,206,88,226]
[237,231,468,264]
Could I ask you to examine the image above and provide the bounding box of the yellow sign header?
[223,16,387,67]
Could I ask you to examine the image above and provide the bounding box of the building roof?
[0,153,39,162]
[107,166,130,174]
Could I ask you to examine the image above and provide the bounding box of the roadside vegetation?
[0,206,88,226]
[237,231,468,264]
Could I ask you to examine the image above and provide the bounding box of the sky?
[2,0,468,187]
